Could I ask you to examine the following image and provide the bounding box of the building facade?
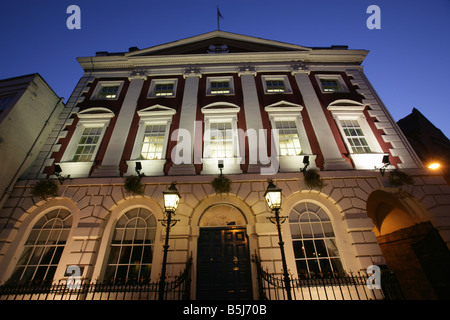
[0,31,449,300]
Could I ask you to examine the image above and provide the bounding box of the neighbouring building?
[397,108,450,183]
[0,74,64,210]
[0,31,449,300]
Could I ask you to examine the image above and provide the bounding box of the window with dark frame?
[210,81,230,94]
[97,85,120,99]
[265,80,286,93]
[320,79,342,92]
[154,83,175,96]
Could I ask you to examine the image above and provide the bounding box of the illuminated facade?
[0,31,449,299]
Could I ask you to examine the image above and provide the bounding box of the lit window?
[201,103,241,174]
[210,81,230,94]
[97,85,120,99]
[209,121,234,158]
[103,208,156,284]
[266,80,285,93]
[316,75,349,93]
[148,79,177,98]
[340,119,371,153]
[140,124,167,160]
[275,120,302,156]
[320,79,342,92]
[289,202,344,276]
[154,83,175,96]
[72,126,103,162]
[206,77,234,95]
[7,209,72,285]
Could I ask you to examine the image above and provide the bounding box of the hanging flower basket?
[303,169,325,190]
[124,175,145,196]
[211,174,232,194]
[387,169,414,189]
[31,179,59,200]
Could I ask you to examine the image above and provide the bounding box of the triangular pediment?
[138,104,176,116]
[126,31,311,57]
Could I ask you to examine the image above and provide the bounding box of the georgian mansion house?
[0,31,449,300]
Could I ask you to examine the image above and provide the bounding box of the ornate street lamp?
[158,182,181,300]
[264,179,292,300]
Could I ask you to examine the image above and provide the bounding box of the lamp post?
[264,179,292,300]
[158,182,180,300]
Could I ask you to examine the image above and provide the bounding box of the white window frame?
[315,74,349,93]
[91,81,124,100]
[261,75,292,94]
[206,76,234,95]
[148,79,178,98]
[126,105,175,176]
[7,208,73,285]
[58,108,114,178]
[288,201,345,276]
[103,207,157,284]
[327,100,387,170]
[265,100,316,172]
[201,102,242,174]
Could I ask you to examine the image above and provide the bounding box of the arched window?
[289,202,344,276]
[8,208,72,285]
[103,208,157,284]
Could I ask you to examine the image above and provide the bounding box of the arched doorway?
[196,204,252,300]
[367,189,450,299]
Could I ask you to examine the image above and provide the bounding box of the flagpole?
[217,6,220,30]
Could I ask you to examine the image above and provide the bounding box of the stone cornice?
[77,50,368,71]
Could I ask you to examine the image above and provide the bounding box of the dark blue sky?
[1,0,449,137]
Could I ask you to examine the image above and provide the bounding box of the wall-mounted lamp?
[218,160,224,175]
[379,155,390,176]
[428,162,441,170]
[135,161,144,177]
[300,156,310,174]
[53,165,70,184]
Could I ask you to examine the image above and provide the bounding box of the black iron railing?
[254,255,404,300]
[0,258,192,301]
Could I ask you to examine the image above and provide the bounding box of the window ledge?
[125,159,166,176]
[279,155,317,172]
[201,157,242,175]
[56,161,93,178]
[350,153,388,170]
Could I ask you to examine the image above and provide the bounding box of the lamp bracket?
[267,216,287,225]
[159,218,179,228]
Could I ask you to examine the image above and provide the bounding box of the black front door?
[197,227,252,300]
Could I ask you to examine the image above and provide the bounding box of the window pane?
[104,208,156,283]
[340,120,371,154]
[320,79,341,92]
[208,121,234,158]
[266,80,285,93]
[72,126,103,162]
[140,124,167,160]
[210,81,230,94]
[154,83,174,96]
[98,85,119,99]
[292,241,306,259]
[275,120,302,156]
[289,202,344,276]
[7,209,72,285]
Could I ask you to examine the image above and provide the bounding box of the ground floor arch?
[367,188,450,299]
[195,203,253,300]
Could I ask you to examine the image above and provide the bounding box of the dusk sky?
[1,0,449,137]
